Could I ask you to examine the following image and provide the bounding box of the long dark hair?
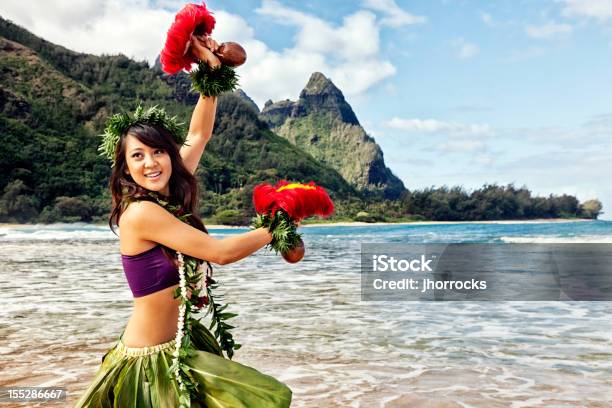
[108,124,207,259]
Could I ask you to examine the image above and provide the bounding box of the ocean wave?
[0,224,239,242]
[0,224,116,241]
[501,235,612,243]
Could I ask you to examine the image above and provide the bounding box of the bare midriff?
[121,284,182,347]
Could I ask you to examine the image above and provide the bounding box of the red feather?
[160,2,216,75]
[253,181,334,221]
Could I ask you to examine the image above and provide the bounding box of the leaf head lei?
[99,105,186,166]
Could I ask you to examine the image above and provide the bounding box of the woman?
[75,36,292,407]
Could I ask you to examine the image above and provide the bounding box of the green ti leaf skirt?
[74,320,292,407]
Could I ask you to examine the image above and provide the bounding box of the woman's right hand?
[190,35,221,69]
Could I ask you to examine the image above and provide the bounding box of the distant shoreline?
[301,218,594,227]
[0,218,596,229]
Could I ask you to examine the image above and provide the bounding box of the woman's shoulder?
[120,199,168,229]
[119,200,167,253]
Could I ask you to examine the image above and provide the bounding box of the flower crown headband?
[99,105,185,166]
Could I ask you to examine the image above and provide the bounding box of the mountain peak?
[261,72,358,125]
[259,72,405,199]
[296,72,359,125]
[302,72,338,96]
[234,89,260,113]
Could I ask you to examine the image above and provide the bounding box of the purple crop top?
[121,245,179,297]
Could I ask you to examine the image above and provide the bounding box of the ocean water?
[1,221,611,407]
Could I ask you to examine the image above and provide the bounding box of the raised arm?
[180,35,221,174]
[180,95,218,174]
[123,200,271,265]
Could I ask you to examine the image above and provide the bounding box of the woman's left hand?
[201,36,220,53]
[190,35,221,69]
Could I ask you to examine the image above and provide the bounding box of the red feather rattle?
[253,181,334,263]
[160,2,246,75]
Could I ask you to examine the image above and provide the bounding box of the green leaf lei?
[99,106,185,165]
[252,210,302,254]
[190,62,239,97]
[136,192,240,407]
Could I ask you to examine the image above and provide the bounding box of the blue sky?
[1,0,611,217]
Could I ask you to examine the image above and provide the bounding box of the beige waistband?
[116,338,175,357]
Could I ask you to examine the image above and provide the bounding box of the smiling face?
[124,133,172,196]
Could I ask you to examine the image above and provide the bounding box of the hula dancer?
[75,25,291,408]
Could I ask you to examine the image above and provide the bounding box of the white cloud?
[0,0,174,63]
[212,11,255,44]
[438,139,486,153]
[361,0,426,27]
[385,118,493,136]
[451,37,480,59]
[584,113,612,135]
[473,153,494,166]
[481,12,494,26]
[503,46,545,62]
[525,22,573,39]
[497,148,612,206]
[238,47,328,105]
[329,60,397,95]
[0,0,416,107]
[256,2,380,60]
[248,0,400,104]
[500,114,612,146]
[561,0,612,22]
[0,0,103,29]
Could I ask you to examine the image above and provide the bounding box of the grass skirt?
[75,320,292,407]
